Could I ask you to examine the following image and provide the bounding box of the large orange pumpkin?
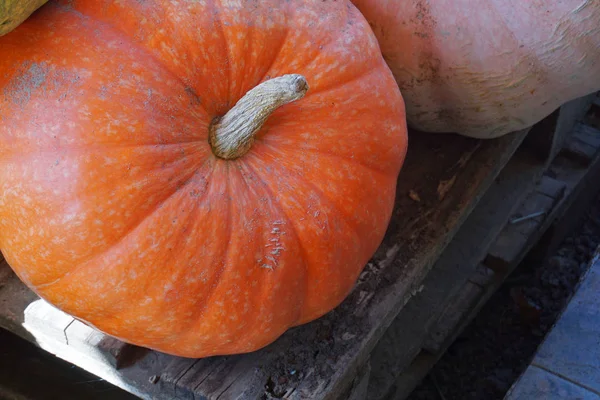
[351,0,600,138]
[0,1,407,357]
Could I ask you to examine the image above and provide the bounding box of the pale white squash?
[352,0,600,138]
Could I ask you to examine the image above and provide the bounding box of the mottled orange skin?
[0,1,407,357]
[352,0,600,138]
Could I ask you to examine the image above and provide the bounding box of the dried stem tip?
[209,74,309,160]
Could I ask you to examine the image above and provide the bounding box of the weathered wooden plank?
[196,355,268,399]
[487,192,560,266]
[22,300,75,347]
[489,122,600,268]
[159,357,205,399]
[180,359,232,399]
[96,336,145,370]
[476,129,600,336]
[564,138,598,165]
[448,125,600,362]
[423,282,483,353]
[468,264,496,287]
[380,174,581,400]
[376,119,600,400]
[559,121,600,166]
[0,128,529,400]
[215,356,273,400]
[347,362,371,400]
[367,144,544,400]
[509,192,557,227]
[17,303,163,399]
[384,351,436,400]
[574,123,600,148]
[536,176,567,200]
[64,320,144,370]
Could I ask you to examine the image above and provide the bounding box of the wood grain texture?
[367,142,545,399]
[366,107,600,400]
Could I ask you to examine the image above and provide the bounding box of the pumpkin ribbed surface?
[0,0,407,357]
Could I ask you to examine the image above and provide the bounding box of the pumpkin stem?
[209,74,309,160]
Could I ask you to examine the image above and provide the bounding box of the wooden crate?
[0,94,597,400]
[372,95,600,400]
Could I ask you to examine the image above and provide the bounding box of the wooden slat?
[0,128,529,400]
[468,264,496,288]
[64,321,145,370]
[22,300,75,347]
[367,144,545,400]
[383,351,437,400]
[486,191,559,266]
[374,112,600,400]
[563,138,598,165]
[382,166,599,400]
[158,358,203,399]
[559,122,600,167]
[347,362,371,400]
[195,355,264,399]
[97,337,146,370]
[573,123,600,148]
[423,282,482,353]
[536,176,567,200]
[22,300,144,368]
[488,122,600,269]
[195,356,268,400]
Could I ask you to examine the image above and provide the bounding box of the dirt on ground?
[409,192,600,400]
